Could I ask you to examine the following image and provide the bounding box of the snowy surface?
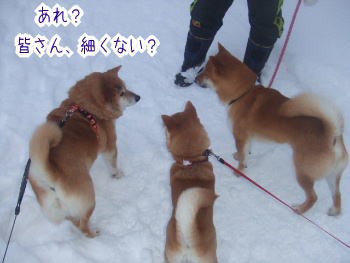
[1,0,350,262]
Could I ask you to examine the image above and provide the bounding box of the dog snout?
[135,94,141,102]
[195,75,208,88]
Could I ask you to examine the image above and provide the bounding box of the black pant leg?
[247,0,284,47]
[190,0,234,39]
[181,0,234,71]
[243,0,284,75]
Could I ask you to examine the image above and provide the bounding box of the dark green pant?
[182,0,284,73]
[190,0,284,46]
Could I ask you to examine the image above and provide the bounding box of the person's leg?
[175,0,233,87]
[243,0,284,79]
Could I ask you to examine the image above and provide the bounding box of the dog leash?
[268,0,303,88]
[2,159,31,263]
[2,104,98,263]
[203,149,350,249]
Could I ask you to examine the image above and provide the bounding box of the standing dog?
[196,43,348,215]
[162,101,218,263]
[29,66,140,237]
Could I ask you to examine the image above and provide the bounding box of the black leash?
[228,86,254,106]
[2,158,31,263]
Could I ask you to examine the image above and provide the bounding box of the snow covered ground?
[1,0,349,262]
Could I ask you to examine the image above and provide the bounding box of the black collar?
[228,86,254,106]
[176,157,209,166]
[174,153,209,166]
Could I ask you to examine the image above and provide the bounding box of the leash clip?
[203,149,225,164]
[59,105,79,128]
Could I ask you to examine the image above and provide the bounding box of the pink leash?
[228,0,350,250]
[204,149,350,249]
[268,0,303,88]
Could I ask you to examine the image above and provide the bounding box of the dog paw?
[327,206,341,216]
[232,171,241,178]
[291,204,302,214]
[86,229,100,238]
[292,203,311,215]
[238,163,247,170]
[112,168,124,179]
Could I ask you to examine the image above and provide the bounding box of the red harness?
[59,104,99,136]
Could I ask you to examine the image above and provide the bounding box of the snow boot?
[243,38,274,80]
[175,66,204,88]
[174,32,213,87]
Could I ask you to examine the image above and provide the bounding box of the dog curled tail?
[280,93,344,137]
[175,187,216,248]
[30,121,62,174]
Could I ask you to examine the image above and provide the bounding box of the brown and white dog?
[162,101,218,263]
[29,66,140,237]
[196,43,348,215]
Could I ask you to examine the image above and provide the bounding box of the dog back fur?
[280,93,344,137]
[175,187,217,249]
[163,102,218,263]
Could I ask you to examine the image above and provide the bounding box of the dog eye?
[120,91,125,96]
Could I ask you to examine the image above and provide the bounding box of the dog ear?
[209,56,221,74]
[162,115,176,130]
[106,66,122,76]
[217,43,231,57]
[184,101,197,117]
[218,42,224,53]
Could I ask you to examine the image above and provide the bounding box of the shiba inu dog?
[196,43,348,215]
[29,66,140,237]
[162,101,218,263]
